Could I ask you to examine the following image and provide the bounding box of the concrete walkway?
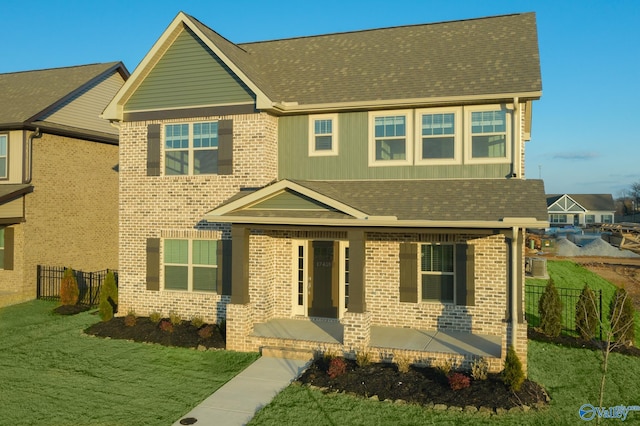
[172,356,310,426]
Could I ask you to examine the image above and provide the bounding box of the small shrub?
[169,311,182,326]
[448,372,471,391]
[328,357,347,379]
[434,359,452,376]
[98,271,118,322]
[149,311,162,324]
[394,354,412,374]
[322,348,338,362]
[190,315,205,328]
[124,310,137,327]
[575,284,598,340]
[198,324,214,339]
[355,348,373,368]
[159,319,174,333]
[470,357,489,381]
[538,278,563,337]
[610,287,635,345]
[502,345,525,392]
[60,268,79,306]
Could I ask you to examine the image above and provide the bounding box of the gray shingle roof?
[0,62,122,125]
[547,194,615,211]
[189,13,541,106]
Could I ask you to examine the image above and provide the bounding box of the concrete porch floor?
[252,318,501,358]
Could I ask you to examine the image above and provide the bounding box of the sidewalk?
[173,356,311,426]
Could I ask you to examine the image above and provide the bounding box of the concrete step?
[261,346,315,361]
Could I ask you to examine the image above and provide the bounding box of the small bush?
[190,315,205,328]
[610,287,635,345]
[124,310,137,327]
[355,348,373,368]
[434,359,452,376]
[394,354,412,374]
[159,320,174,333]
[328,357,347,378]
[575,284,598,340]
[448,372,471,391]
[471,357,489,381]
[322,348,338,362]
[149,311,162,324]
[169,311,182,326]
[502,345,525,392]
[98,271,118,322]
[538,278,563,337]
[198,324,214,339]
[60,268,79,306]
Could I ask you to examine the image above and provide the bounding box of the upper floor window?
[165,122,218,175]
[466,107,510,163]
[164,239,218,292]
[0,134,7,179]
[309,114,338,156]
[368,111,412,166]
[416,107,461,165]
[421,244,455,303]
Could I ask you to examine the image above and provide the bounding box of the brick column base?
[226,303,253,352]
[342,311,371,351]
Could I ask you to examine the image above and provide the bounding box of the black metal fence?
[36,265,118,307]
[525,284,603,340]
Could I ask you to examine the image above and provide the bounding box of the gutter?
[25,127,42,184]
[511,226,519,350]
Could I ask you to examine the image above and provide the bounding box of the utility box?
[527,257,548,279]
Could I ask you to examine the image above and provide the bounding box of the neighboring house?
[546,194,615,227]
[103,12,548,372]
[0,63,128,307]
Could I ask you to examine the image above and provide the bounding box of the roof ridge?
[0,61,121,77]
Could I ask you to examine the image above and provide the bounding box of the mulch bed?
[84,316,226,350]
[527,328,640,357]
[298,357,549,410]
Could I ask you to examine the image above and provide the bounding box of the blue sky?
[1,0,638,197]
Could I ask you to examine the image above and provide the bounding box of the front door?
[308,241,338,318]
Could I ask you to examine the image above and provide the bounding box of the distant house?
[102,12,548,373]
[546,194,615,227]
[0,62,128,307]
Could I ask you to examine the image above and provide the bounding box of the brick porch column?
[343,311,371,350]
[226,303,254,352]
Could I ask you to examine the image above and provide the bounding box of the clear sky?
[1,0,638,197]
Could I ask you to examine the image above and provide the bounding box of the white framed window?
[368,110,413,166]
[550,214,568,224]
[585,214,595,224]
[415,107,461,165]
[164,239,217,292]
[165,122,218,175]
[420,244,455,303]
[601,214,613,224]
[464,106,510,164]
[309,114,338,156]
[0,134,7,179]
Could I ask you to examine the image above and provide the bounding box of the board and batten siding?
[43,71,125,136]
[124,27,255,112]
[278,112,511,180]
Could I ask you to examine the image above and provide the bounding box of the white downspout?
[511,226,519,348]
[512,97,520,178]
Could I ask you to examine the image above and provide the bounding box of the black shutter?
[217,239,232,296]
[455,243,475,306]
[217,119,233,175]
[146,238,160,291]
[3,227,14,271]
[399,243,418,303]
[147,124,161,176]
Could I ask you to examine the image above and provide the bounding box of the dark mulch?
[84,317,226,349]
[298,357,549,410]
[53,304,92,315]
[527,328,640,357]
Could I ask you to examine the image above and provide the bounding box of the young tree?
[60,268,79,306]
[575,284,598,340]
[538,278,563,337]
[98,271,118,322]
[610,287,635,346]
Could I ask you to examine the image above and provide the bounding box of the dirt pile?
[555,237,640,258]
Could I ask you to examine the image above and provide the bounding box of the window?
[0,134,7,179]
[164,239,217,292]
[465,107,510,164]
[416,108,461,164]
[0,228,4,269]
[585,214,595,224]
[309,114,338,156]
[369,111,412,166]
[165,122,218,175]
[421,244,455,303]
[550,214,567,224]
[602,214,613,224]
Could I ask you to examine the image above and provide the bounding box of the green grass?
[0,300,259,425]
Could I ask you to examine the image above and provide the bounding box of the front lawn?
[0,300,258,425]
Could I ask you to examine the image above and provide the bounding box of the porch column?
[347,230,366,313]
[230,225,250,304]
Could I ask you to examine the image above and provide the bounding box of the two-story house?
[0,62,127,307]
[103,12,548,372]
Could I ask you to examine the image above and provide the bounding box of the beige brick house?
[103,12,548,372]
[0,63,128,307]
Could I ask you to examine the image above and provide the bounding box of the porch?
[252,318,502,358]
